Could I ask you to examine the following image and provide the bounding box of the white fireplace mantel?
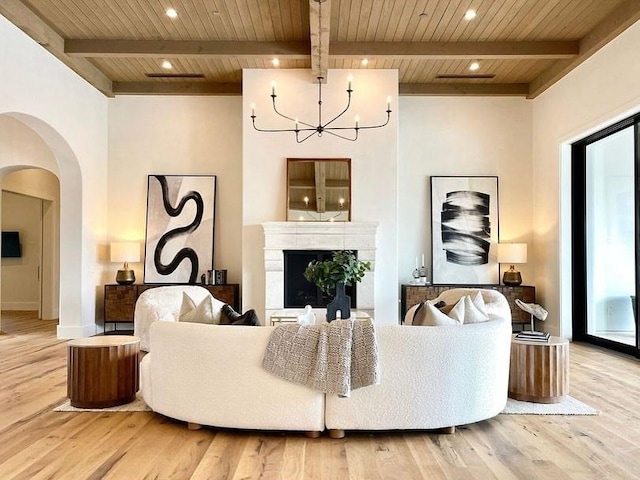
[262,221,378,321]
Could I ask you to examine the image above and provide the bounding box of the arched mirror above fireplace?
[287,158,351,221]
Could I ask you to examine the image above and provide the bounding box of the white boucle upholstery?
[325,315,512,431]
[140,321,325,432]
[133,285,225,351]
[141,287,512,433]
[326,288,512,431]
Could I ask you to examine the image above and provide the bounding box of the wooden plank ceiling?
[2,0,640,98]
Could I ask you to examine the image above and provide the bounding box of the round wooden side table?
[508,334,569,404]
[67,335,140,408]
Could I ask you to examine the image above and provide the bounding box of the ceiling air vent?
[145,73,206,78]
[436,74,496,79]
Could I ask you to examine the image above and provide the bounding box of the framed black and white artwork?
[144,175,216,284]
[430,176,499,285]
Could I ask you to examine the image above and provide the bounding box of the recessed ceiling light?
[166,8,178,19]
[464,9,476,21]
[272,58,280,67]
[361,58,369,66]
[469,61,480,71]
[161,60,173,69]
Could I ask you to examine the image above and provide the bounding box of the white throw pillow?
[414,301,462,326]
[446,296,467,323]
[463,295,489,323]
[179,292,218,324]
[471,290,488,317]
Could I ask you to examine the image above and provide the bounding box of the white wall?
[107,96,243,291]
[242,69,399,323]
[0,13,108,337]
[532,19,640,338]
[105,75,535,327]
[399,97,533,288]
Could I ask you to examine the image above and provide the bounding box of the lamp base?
[502,269,522,286]
[115,269,135,285]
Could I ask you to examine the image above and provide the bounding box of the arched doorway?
[0,113,85,337]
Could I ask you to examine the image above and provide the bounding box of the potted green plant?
[303,250,371,321]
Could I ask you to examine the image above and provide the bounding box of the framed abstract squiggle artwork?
[143,175,216,284]
[430,176,499,285]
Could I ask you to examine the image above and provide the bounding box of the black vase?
[327,282,351,322]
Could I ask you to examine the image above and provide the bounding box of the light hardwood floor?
[1,311,640,479]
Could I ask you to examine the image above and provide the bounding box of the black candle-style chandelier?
[250,75,392,143]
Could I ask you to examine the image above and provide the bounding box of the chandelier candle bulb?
[250,103,255,116]
[271,80,277,96]
[347,75,353,90]
[355,115,360,128]
[387,97,392,111]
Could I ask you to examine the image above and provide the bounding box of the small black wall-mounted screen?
[1,231,21,258]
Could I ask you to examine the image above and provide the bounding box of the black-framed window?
[571,113,640,357]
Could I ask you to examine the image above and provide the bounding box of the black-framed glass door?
[572,114,640,356]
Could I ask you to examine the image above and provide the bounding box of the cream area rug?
[54,393,151,412]
[502,395,599,415]
[55,394,598,416]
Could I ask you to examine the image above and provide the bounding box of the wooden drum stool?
[509,335,569,404]
[67,336,140,408]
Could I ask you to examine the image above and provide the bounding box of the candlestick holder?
[419,266,429,285]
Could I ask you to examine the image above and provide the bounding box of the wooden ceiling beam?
[0,0,113,96]
[331,41,579,59]
[112,82,241,95]
[309,0,330,81]
[528,0,640,98]
[113,82,527,96]
[400,83,529,96]
[64,39,578,61]
[66,39,310,59]
[314,161,327,213]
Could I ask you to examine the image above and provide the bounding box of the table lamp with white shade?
[111,241,140,285]
[497,243,527,286]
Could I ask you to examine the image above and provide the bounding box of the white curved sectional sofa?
[139,288,512,435]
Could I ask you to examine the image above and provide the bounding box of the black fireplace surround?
[283,250,357,308]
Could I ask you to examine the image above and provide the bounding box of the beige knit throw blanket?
[262,318,380,397]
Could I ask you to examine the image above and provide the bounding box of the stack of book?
[515,331,550,342]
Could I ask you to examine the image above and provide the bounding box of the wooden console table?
[104,283,240,333]
[400,284,535,329]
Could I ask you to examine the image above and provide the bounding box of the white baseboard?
[1,302,39,311]
[57,323,97,339]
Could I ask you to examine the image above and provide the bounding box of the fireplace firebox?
[283,250,357,308]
